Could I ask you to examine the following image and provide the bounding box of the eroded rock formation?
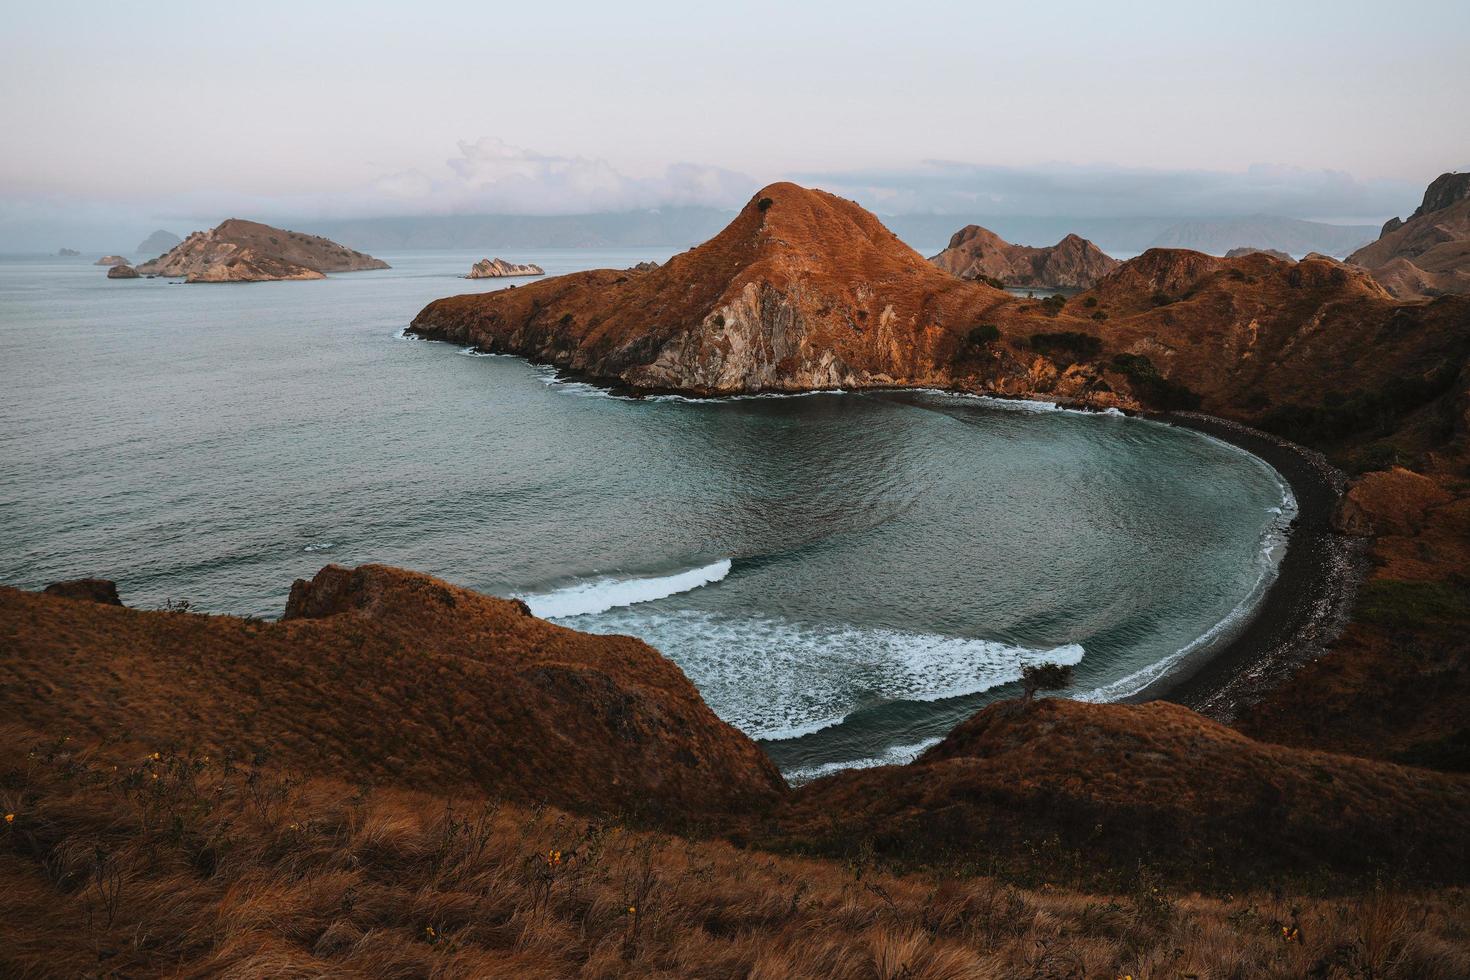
[466,257,545,278]
[929,225,1120,289]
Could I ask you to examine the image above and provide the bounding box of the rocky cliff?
[137,219,389,283]
[412,183,1018,395]
[1348,171,1470,297]
[929,225,1120,289]
[466,256,544,278]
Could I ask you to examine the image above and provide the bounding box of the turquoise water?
[0,250,1292,778]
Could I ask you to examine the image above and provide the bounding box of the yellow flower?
[4,813,13,824]
[627,905,636,915]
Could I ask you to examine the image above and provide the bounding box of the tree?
[967,323,1000,347]
[1020,662,1074,704]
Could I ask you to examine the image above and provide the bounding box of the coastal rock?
[57,247,80,257]
[94,254,128,266]
[137,219,389,283]
[42,578,123,605]
[1225,246,1293,261]
[930,225,1120,289]
[134,229,182,255]
[1348,171,1470,297]
[0,564,785,819]
[466,257,545,278]
[106,263,140,279]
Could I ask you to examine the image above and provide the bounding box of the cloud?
[797,160,1418,221]
[370,138,757,215]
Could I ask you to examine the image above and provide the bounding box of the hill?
[1347,172,1470,298]
[134,228,181,255]
[1147,215,1375,256]
[0,564,784,821]
[137,219,389,282]
[410,183,1013,395]
[928,225,1119,289]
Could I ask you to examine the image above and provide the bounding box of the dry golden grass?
[3,725,1466,979]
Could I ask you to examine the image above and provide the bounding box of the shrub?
[1110,354,1202,410]
[968,324,1001,346]
[1029,331,1102,361]
[975,274,1007,290]
[1083,296,1098,308]
[1090,311,1109,321]
[1149,292,1173,307]
[712,313,726,328]
[757,197,774,212]
[1021,662,1074,704]
[1040,294,1067,314]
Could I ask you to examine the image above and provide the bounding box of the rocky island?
[105,263,140,279]
[137,218,389,283]
[56,247,80,257]
[929,224,1120,289]
[134,229,182,255]
[466,256,545,278]
[94,254,128,266]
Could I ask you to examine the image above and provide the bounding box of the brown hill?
[137,218,389,283]
[1225,246,1293,261]
[1348,172,1470,297]
[929,225,1120,289]
[762,698,1470,885]
[0,564,784,821]
[410,183,1013,395]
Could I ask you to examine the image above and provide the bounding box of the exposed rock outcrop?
[466,257,544,278]
[94,255,128,266]
[42,578,122,605]
[137,219,389,283]
[929,225,1120,289]
[0,564,785,820]
[1225,246,1292,261]
[1349,171,1470,297]
[106,264,140,279]
[134,229,182,255]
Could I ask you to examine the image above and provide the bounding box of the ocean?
[0,249,1293,779]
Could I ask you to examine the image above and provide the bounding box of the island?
[105,263,140,279]
[466,257,545,278]
[56,247,80,257]
[94,254,128,266]
[134,229,182,255]
[137,218,389,283]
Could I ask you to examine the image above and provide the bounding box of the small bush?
[1083,296,1098,308]
[1111,353,1201,410]
[1021,662,1074,703]
[1040,294,1067,314]
[757,197,774,212]
[1149,292,1174,307]
[1090,311,1109,321]
[968,324,1001,346]
[711,313,726,328]
[1029,331,1102,361]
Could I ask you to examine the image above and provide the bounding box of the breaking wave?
[518,559,733,619]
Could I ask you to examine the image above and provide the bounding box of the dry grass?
[3,726,1466,979]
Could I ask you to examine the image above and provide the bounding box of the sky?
[2,0,1467,248]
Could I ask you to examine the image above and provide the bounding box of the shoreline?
[1125,412,1367,721]
[407,335,1366,725]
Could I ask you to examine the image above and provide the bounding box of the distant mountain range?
[293,208,1377,259]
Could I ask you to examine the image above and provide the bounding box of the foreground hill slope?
[410,182,1012,394]
[928,225,1119,288]
[0,564,785,820]
[138,218,389,282]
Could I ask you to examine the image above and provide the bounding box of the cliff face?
[466,257,545,278]
[929,225,1120,289]
[1348,171,1470,297]
[0,564,785,820]
[137,219,389,283]
[411,183,1016,396]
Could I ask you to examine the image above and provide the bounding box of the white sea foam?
[519,559,732,619]
[783,736,945,785]
[571,607,1084,741]
[301,541,335,553]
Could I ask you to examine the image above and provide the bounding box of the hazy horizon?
[3,0,1467,250]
